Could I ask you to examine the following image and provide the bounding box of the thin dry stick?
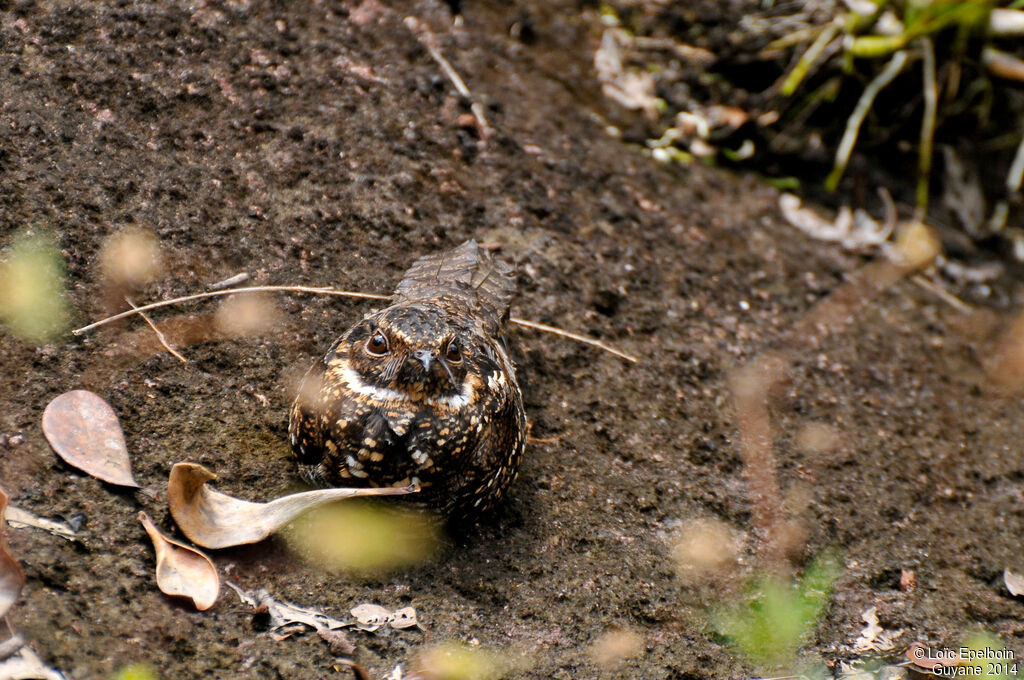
[404,15,492,138]
[72,285,389,335]
[125,296,188,363]
[910,273,973,314]
[72,285,639,363]
[509,317,638,363]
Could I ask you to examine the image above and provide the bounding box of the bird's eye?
[444,339,462,363]
[366,331,389,356]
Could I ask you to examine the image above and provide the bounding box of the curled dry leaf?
[138,511,219,611]
[168,462,419,549]
[41,390,139,487]
[0,486,25,618]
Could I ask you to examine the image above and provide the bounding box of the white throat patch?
[337,363,474,409]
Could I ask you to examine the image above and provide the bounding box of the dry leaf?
[1004,568,1024,596]
[351,603,391,632]
[138,511,219,611]
[0,487,25,618]
[0,644,66,680]
[390,607,419,630]
[42,390,139,487]
[226,584,419,639]
[778,193,893,249]
[226,583,347,634]
[335,658,373,680]
[318,628,356,656]
[6,507,78,541]
[6,508,77,541]
[906,641,961,670]
[853,606,901,653]
[351,604,419,631]
[594,29,659,120]
[167,462,419,549]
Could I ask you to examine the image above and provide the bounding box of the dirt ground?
[3,1,1024,678]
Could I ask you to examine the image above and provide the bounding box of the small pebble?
[66,512,87,532]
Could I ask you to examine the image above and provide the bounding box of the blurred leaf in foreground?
[961,632,1015,680]
[712,551,842,667]
[111,663,158,680]
[0,231,69,343]
[283,501,440,573]
[413,641,519,680]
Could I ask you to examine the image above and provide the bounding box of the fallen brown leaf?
[41,390,139,487]
[138,511,219,611]
[0,486,25,618]
[167,462,418,550]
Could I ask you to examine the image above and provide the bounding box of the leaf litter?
[5,507,78,542]
[0,487,66,679]
[0,643,67,680]
[167,462,419,549]
[41,390,140,488]
[226,583,419,641]
[0,486,25,619]
[138,511,220,611]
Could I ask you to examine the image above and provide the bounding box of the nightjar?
[289,240,526,521]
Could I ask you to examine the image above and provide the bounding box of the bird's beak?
[412,349,435,372]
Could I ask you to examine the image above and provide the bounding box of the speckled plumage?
[289,241,525,521]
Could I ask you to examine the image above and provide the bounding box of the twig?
[72,285,639,363]
[71,286,390,335]
[526,433,569,445]
[404,15,492,139]
[125,296,188,363]
[910,274,973,314]
[208,272,250,291]
[508,317,638,363]
[826,50,909,192]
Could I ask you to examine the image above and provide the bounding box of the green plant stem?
[918,38,937,212]
[781,23,840,96]
[826,50,909,192]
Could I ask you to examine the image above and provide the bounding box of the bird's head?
[335,303,481,404]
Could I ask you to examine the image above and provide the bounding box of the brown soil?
[2,1,1023,678]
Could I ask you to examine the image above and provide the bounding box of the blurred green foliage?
[110,663,158,680]
[0,231,69,344]
[712,552,842,667]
